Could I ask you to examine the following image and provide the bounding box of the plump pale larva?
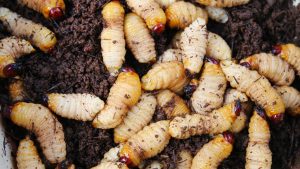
[9,78,28,102]
[154,0,177,8]
[91,162,128,169]
[18,0,65,20]
[205,6,228,23]
[169,102,241,139]
[101,1,126,76]
[0,37,35,78]
[224,89,249,133]
[124,13,156,63]
[240,53,295,86]
[102,145,123,163]
[166,1,208,29]
[0,7,57,52]
[177,149,193,169]
[246,108,272,169]
[17,136,45,169]
[157,90,190,119]
[195,0,250,7]
[191,60,227,114]
[207,32,231,61]
[114,93,157,143]
[11,102,66,163]
[93,70,142,129]
[0,36,35,59]
[170,31,182,49]
[273,44,300,76]
[145,161,163,169]
[158,49,182,63]
[126,0,166,34]
[47,93,105,121]
[220,60,285,122]
[142,61,189,94]
[191,133,233,169]
[180,18,208,75]
[275,86,300,116]
[119,120,171,166]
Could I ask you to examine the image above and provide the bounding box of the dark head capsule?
[272,45,282,55]
[223,132,234,144]
[49,7,64,20]
[152,23,165,35]
[240,62,251,69]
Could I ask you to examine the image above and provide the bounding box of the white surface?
[294,0,300,6]
[0,115,14,169]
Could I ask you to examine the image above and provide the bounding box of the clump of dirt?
[61,119,114,169]
[214,0,300,59]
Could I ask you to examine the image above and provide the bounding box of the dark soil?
[0,0,299,169]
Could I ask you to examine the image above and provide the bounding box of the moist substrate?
[0,0,299,168]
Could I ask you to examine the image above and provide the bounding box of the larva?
[275,86,300,116]
[0,7,57,52]
[0,36,35,59]
[224,89,249,133]
[91,162,128,169]
[240,53,295,86]
[273,44,300,76]
[166,1,208,29]
[169,101,241,139]
[246,108,272,169]
[10,102,66,163]
[17,136,45,169]
[145,161,163,169]
[114,93,157,143]
[101,1,126,76]
[207,32,231,61]
[45,93,105,121]
[142,61,189,94]
[102,145,123,163]
[220,60,285,122]
[0,37,35,78]
[119,120,171,166]
[157,90,190,119]
[124,13,156,63]
[18,0,65,20]
[180,18,208,75]
[125,0,166,34]
[191,59,227,114]
[170,31,182,49]
[191,133,234,169]
[154,0,177,8]
[158,49,182,63]
[195,0,250,7]
[93,69,142,129]
[177,149,193,169]
[9,77,28,102]
[205,6,228,23]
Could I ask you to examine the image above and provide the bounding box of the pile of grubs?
[0,0,299,169]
